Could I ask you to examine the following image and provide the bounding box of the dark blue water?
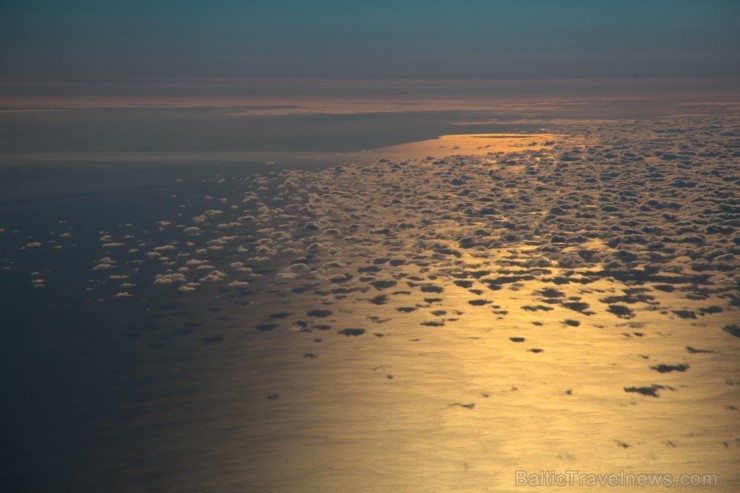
[0,165,260,490]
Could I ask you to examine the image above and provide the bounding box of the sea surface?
[1,108,738,492]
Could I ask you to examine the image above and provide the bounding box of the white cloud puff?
[199,270,228,283]
[153,272,187,285]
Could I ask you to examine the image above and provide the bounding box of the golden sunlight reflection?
[12,117,735,492]
[101,119,736,491]
[350,133,556,163]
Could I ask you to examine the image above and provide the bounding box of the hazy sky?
[2,0,739,81]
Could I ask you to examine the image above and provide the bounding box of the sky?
[2,0,739,81]
[1,0,739,160]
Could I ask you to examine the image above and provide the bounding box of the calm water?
[0,109,467,490]
[2,110,738,492]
